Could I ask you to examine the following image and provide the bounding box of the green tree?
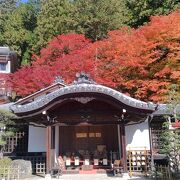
[160,85,180,175]
[2,2,38,64]
[34,0,75,51]
[34,0,131,51]
[0,15,5,44]
[0,110,15,147]
[126,0,180,27]
[0,0,19,45]
[160,123,180,174]
[0,0,18,14]
[0,109,13,172]
[74,0,131,41]
[167,85,180,122]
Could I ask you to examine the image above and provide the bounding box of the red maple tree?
[94,11,180,102]
[8,11,180,102]
[8,34,94,96]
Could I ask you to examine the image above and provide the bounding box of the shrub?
[0,157,12,175]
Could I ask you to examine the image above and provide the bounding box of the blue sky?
[21,0,28,2]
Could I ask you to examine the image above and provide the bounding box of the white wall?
[125,121,150,150]
[7,61,11,73]
[0,61,11,73]
[28,126,46,152]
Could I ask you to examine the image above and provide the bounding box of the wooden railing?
[127,148,151,174]
[36,162,46,174]
[2,131,28,154]
[151,129,163,153]
[154,164,171,180]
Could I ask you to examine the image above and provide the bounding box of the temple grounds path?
[24,174,152,180]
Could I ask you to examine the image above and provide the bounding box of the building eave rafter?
[11,84,158,115]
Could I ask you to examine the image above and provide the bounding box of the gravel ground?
[24,174,152,180]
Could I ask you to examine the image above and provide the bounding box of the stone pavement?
[24,174,152,180]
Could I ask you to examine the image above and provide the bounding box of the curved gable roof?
[10,83,157,115]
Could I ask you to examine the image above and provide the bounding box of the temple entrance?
[59,124,120,170]
[11,73,157,174]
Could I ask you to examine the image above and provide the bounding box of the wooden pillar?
[55,126,59,160]
[148,116,155,171]
[117,124,121,159]
[121,124,127,172]
[46,126,51,174]
[51,126,55,168]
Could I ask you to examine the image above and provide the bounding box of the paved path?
[24,174,152,180]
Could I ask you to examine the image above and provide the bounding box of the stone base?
[11,159,32,179]
[45,174,51,180]
[81,165,94,171]
[122,172,130,178]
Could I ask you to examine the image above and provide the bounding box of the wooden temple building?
[1,73,173,175]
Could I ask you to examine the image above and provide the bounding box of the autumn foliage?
[8,11,180,102]
[94,10,180,102]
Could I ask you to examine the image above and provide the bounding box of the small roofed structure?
[0,47,19,73]
[0,47,19,104]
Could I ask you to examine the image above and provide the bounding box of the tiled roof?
[0,47,11,55]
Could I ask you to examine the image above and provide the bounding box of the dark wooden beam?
[121,124,127,172]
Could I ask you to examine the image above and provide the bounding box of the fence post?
[155,165,157,180]
[168,165,171,180]
[128,148,132,177]
[7,167,10,180]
